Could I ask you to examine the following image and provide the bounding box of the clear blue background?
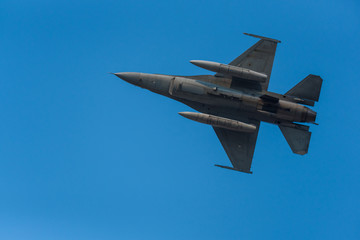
[1,0,359,239]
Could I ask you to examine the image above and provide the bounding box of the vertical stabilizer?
[285,74,323,102]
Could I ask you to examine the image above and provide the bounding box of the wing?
[221,33,280,91]
[213,118,260,174]
[178,100,261,174]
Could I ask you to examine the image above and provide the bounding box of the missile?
[190,60,267,82]
[178,112,256,133]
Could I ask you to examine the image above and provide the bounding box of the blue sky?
[1,0,360,239]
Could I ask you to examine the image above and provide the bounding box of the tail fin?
[279,125,311,155]
[285,74,323,102]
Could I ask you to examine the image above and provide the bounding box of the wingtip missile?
[243,33,281,43]
[214,164,253,174]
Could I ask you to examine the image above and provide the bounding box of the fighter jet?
[114,33,322,174]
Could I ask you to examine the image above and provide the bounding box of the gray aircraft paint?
[113,33,322,174]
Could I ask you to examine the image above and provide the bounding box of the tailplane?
[285,74,323,103]
[279,125,311,155]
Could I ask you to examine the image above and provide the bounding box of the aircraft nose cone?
[114,72,141,85]
[307,109,317,123]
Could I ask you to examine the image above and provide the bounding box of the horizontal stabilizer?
[285,74,323,102]
[279,125,312,155]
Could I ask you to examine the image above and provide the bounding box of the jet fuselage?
[113,33,322,173]
[115,72,316,125]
